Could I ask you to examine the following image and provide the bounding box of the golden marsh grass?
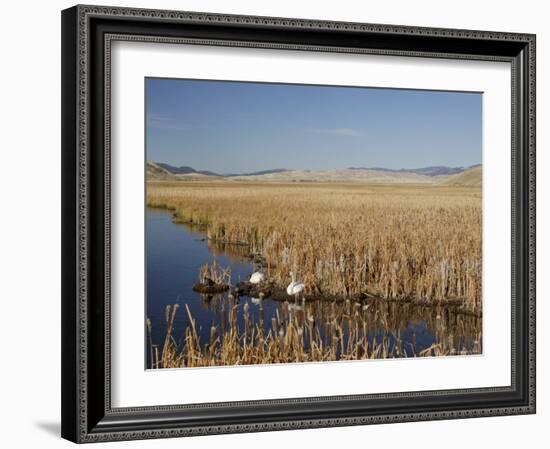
[147,181,482,311]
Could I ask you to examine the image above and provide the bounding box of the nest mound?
[192,283,230,294]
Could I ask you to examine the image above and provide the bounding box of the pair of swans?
[249,270,305,298]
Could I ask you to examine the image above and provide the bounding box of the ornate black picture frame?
[61,4,536,443]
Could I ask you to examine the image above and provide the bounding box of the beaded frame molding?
[61,4,536,443]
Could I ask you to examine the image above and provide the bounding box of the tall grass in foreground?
[148,182,482,311]
[148,301,481,368]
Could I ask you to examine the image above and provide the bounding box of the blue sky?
[146,78,482,173]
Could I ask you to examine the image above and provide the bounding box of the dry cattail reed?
[148,181,481,311]
[148,300,480,369]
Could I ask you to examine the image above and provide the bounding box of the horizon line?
[149,160,482,176]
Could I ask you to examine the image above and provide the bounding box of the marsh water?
[146,207,481,368]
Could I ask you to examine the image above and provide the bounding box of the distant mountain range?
[348,166,470,177]
[155,163,481,178]
[224,168,290,177]
[148,161,482,185]
[156,163,220,177]
[156,163,290,178]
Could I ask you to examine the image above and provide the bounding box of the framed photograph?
[61,4,536,443]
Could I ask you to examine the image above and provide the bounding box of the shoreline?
[147,204,481,318]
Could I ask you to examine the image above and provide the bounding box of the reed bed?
[198,260,232,285]
[148,300,481,368]
[148,182,482,311]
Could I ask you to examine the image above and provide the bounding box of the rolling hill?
[156,163,290,178]
[146,161,176,180]
[147,161,224,181]
[149,161,482,185]
[228,168,442,183]
[156,163,220,177]
[349,166,465,177]
[440,166,482,186]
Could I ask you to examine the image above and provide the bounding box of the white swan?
[286,271,305,297]
[249,271,265,284]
